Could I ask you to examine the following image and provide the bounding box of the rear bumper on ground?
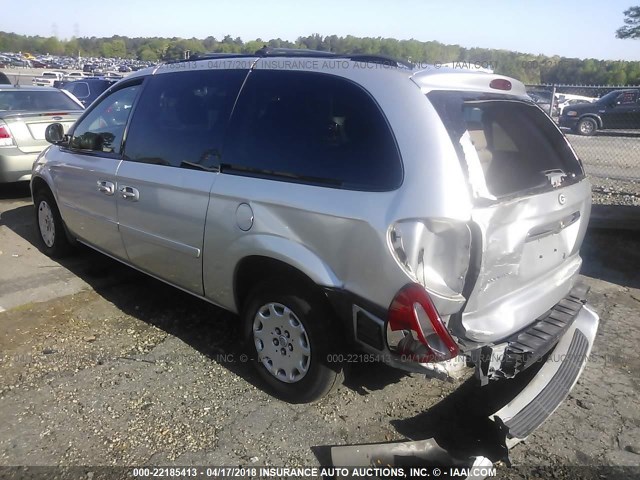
[492,302,599,445]
[330,305,599,478]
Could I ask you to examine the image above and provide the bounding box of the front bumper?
[558,116,579,129]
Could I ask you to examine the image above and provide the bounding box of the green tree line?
[1,31,638,85]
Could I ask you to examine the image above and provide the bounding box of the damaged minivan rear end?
[366,68,599,447]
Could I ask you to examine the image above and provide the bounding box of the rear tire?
[242,279,343,403]
[576,117,597,136]
[34,190,72,258]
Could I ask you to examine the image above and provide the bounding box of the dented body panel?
[458,180,591,343]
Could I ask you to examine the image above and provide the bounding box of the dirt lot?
[0,184,639,479]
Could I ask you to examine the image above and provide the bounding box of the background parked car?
[0,85,83,183]
[527,90,558,116]
[10,58,31,68]
[61,78,118,107]
[559,88,640,135]
[64,72,89,81]
[32,71,65,87]
[557,96,595,116]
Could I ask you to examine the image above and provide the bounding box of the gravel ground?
[0,219,639,479]
[564,130,640,207]
[590,180,640,207]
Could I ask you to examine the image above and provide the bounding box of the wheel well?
[579,115,602,128]
[31,176,53,198]
[31,176,77,246]
[234,256,326,312]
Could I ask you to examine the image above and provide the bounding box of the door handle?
[97,180,115,195]
[119,185,140,201]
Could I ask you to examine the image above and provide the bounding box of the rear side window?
[69,82,90,99]
[123,70,247,170]
[223,70,402,191]
[428,91,583,198]
[617,91,637,104]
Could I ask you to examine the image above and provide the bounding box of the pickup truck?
[32,71,65,87]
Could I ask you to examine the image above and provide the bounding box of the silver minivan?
[32,49,598,442]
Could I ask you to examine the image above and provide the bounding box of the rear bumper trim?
[495,282,588,379]
[503,328,588,438]
[491,303,599,445]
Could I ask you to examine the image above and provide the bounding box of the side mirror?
[45,123,65,145]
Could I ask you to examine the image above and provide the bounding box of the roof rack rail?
[179,48,413,70]
[186,52,256,62]
[345,54,413,69]
[254,47,337,58]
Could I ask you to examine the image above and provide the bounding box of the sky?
[1,0,639,61]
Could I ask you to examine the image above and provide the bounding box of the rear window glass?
[223,70,402,191]
[428,91,583,198]
[0,90,80,112]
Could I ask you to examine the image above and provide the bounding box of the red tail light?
[0,124,14,147]
[388,284,459,363]
[490,78,512,91]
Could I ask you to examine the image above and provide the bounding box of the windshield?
[596,91,619,104]
[0,90,81,112]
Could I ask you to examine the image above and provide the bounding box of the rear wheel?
[576,117,597,136]
[34,190,72,258]
[242,280,343,403]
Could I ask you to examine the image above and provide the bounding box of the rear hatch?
[427,90,590,345]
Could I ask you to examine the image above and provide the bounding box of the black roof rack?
[186,52,257,62]
[254,47,337,58]
[183,47,413,69]
[346,54,414,69]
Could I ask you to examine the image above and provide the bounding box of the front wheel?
[576,117,597,136]
[242,280,343,403]
[34,190,72,258]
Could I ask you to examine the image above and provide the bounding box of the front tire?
[34,190,72,258]
[242,280,343,403]
[576,117,597,136]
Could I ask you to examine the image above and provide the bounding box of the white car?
[63,71,88,81]
[556,94,596,115]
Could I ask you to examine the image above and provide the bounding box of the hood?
[561,101,599,115]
